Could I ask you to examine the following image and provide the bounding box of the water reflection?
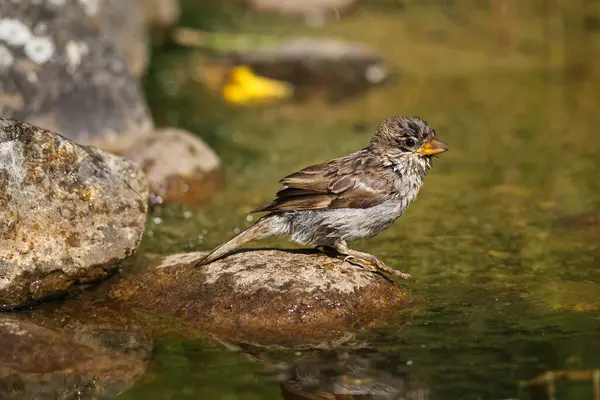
[236,344,429,400]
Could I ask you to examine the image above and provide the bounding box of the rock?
[90,0,149,78]
[0,0,153,152]
[237,38,392,103]
[0,118,148,308]
[124,128,224,206]
[247,0,356,27]
[0,315,146,400]
[109,250,410,347]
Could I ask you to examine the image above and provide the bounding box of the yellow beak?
[416,137,449,155]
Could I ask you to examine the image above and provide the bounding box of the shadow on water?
[124,1,600,399]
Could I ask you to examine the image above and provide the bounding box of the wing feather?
[252,150,395,213]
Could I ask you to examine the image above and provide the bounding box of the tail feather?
[196,216,274,266]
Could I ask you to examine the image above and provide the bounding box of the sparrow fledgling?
[197,116,448,279]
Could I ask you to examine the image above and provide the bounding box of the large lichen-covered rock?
[126,127,223,206]
[0,315,146,399]
[109,250,410,347]
[0,118,148,308]
[0,0,153,152]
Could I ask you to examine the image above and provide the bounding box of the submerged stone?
[0,315,146,399]
[0,0,153,152]
[0,118,148,308]
[109,250,410,347]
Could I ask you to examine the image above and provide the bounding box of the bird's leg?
[331,240,413,280]
[315,245,338,257]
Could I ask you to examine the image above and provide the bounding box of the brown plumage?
[252,150,395,212]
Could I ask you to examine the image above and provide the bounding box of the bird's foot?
[342,252,412,280]
[318,243,412,280]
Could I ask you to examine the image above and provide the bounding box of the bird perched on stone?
[197,116,448,279]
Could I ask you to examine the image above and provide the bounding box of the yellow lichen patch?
[44,139,79,173]
[73,185,97,202]
[320,262,338,270]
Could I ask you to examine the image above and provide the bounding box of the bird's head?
[370,116,448,164]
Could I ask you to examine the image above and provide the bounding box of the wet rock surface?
[125,127,224,206]
[0,315,147,400]
[0,118,148,308]
[109,250,410,347]
[237,38,392,103]
[0,0,153,151]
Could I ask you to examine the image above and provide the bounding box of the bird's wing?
[251,152,395,213]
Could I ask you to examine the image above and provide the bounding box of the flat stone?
[0,0,153,152]
[124,127,224,205]
[0,315,146,400]
[109,250,410,347]
[0,117,148,308]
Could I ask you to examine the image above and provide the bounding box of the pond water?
[121,1,600,399]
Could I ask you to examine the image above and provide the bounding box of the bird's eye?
[404,138,416,148]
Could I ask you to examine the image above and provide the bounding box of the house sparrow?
[197,116,448,279]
